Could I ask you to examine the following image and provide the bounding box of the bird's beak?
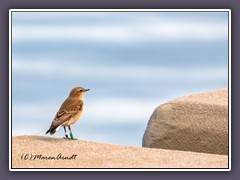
[84,89,90,92]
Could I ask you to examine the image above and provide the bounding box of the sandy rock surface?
[143,89,228,155]
[12,135,228,169]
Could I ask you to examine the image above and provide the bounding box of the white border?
[228,10,231,171]
[8,9,230,11]
[9,9,231,171]
[9,9,12,171]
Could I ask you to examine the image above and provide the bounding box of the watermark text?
[21,153,78,160]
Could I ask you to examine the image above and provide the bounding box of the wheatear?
[46,87,90,140]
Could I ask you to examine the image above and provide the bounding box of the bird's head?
[69,87,90,98]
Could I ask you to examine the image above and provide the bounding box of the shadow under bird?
[46,87,90,140]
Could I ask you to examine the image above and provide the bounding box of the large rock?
[143,89,228,155]
[12,136,228,168]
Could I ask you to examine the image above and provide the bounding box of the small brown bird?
[46,87,90,139]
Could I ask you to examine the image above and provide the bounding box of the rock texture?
[12,136,228,169]
[143,89,228,155]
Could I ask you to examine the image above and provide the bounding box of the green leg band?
[70,132,74,139]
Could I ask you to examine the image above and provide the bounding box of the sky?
[11,11,229,146]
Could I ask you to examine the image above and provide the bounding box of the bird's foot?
[70,138,78,140]
[63,137,77,140]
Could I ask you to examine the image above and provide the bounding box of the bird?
[46,87,90,140]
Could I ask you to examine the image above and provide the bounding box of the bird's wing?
[48,98,83,131]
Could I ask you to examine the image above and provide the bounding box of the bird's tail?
[45,129,52,135]
[46,115,75,135]
[45,126,60,135]
[45,128,56,135]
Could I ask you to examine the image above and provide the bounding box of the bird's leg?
[63,126,69,139]
[68,126,76,140]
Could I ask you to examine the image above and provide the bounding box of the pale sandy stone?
[143,89,228,155]
[12,135,228,168]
